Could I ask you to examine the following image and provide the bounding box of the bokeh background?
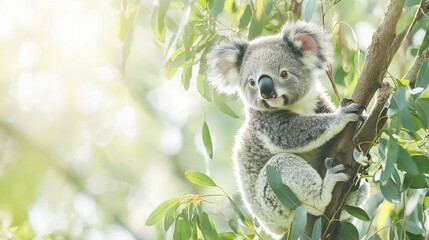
[0,0,426,239]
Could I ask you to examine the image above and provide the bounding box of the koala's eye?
[249,79,256,86]
[280,70,289,79]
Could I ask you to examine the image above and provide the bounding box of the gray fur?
[206,21,367,238]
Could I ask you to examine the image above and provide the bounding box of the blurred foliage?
[0,0,428,240]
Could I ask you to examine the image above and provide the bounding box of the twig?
[404,49,429,88]
[326,66,340,102]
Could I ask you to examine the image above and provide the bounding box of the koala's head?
[206,21,333,111]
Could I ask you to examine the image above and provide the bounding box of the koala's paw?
[325,158,350,183]
[338,99,366,122]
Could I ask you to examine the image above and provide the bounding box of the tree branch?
[353,83,394,154]
[304,0,411,238]
[405,49,429,88]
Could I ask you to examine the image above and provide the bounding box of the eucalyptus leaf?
[289,206,307,240]
[404,174,429,189]
[210,0,225,16]
[368,233,383,240]
[380,138,398,184]
[339,221,359,240]
[396,5,418,34]
[181,60,193,91]
[174,209,192,240]
[238,5,252,29]
[416,60,429,88]
[344,205,370,221]
[202,121,213,159]
[266,165,301,209]
[418,24,429,55]
[146,197,181,226]
[413,155,429,173]
[380,178,401,204]
[303,0,316,22]
[163,203,178,231]
[185,171,218,187]
[228,197,245,222]
[311,218,322,240]
[396,145,419,175]
[201,212,219,240]
[212,92,240,119]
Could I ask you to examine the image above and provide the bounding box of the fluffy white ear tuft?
[282,21,333,70]
[206,40,248,94]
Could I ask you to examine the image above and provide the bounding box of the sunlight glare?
[50,11,101,51]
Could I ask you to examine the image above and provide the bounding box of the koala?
[206,21,368,238]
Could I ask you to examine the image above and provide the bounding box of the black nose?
[258,75,276,99]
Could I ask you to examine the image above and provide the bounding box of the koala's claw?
[340,98,366,112]
[325,158,350,182]
[340,98,354,107]
[324,157,337,169]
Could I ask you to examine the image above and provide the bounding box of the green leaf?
[210,0,225,16]
[166,47,186,69]
[405,205,425,235]
[185,171,218,187]
[163,203,178,231]
[396,145,419,175]
[339,221,359,240]
[266,165,301,209]
[396,78,410,87]
[146,197,181,226]
[396,5,418,34]
[201,212,218,240]
[404,174,429,189]
[303,0,317,22]
[344,205,370,221]
[392,88,415,131]
[416,97,429,128]
[418,24,429,55]
[157,0,169,37]
[238,4,252,29]
[197,52,212,102]
[380,177,401,204]
[248,15,265,40]
[416,60,429,89]
[423,191,429,209]
[173,209,192,240]
[368,233,383,240]
[181,60,193,90]
[380,138,398,184]
[228,219,239,234]
[218,232,236,240]
[212,92,240,119]
[151,7,166,42]
[413,155,429,173]
[202,121,213,159]
[311,218,322,240]
[228,197,245,222]
[289,206,308,240]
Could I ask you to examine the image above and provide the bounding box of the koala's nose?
[258,75,277,99]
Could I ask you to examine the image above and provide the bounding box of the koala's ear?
[282,21,333,70]
[206,40,248,94]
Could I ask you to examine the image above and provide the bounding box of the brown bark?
[312,1,429,238]
[304,0,429,238]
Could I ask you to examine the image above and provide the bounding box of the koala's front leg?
[257,100,365,154]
